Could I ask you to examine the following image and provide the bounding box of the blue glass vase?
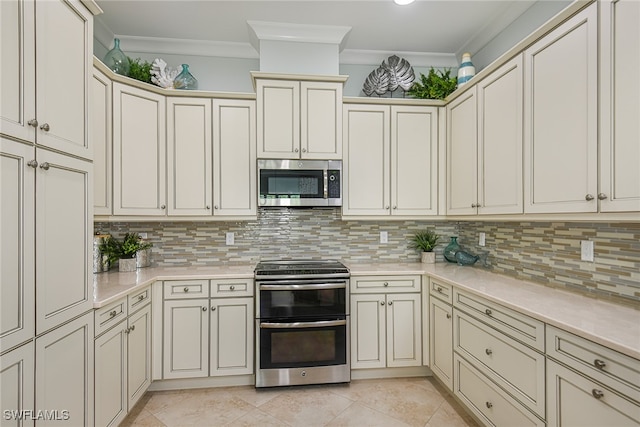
[173,64,198,90]
[443,236,461,263]
[103,38,130,76]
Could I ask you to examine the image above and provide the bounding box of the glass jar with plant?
[410,229,440,263]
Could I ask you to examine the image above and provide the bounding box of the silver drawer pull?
[230,285,235,291]
[383,282,389,287]
[138,294,145,301]
[485,401,493,409]
[183,287,189,293]
[594,359,606,370]
[592,389,604,399]
[485,348,493,356]
[485,308,492,316]
[109,310,117,318]
[436,286,443,293]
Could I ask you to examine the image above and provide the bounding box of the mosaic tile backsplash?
[95,209,640,305]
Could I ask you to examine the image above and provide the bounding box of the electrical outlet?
[581,240,594,262]
[226,232,235,246]
[380,231,388,244]
[479,232,486,247]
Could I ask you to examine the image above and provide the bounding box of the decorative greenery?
[406,68,458,100]
[101,232,152,263]
[409,229,440,253]
[127,57,152,84]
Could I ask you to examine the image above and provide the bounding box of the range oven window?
[259,320,347,369]
[258,284,346,319]
[259,169,324,199]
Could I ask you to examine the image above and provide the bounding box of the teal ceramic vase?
[443,236,461,263]
[103,38,130,76]
[173,64,198,90]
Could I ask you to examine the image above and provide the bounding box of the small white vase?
[119,257,137,272]
[421,252,436,264]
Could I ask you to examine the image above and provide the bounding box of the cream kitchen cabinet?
[342,104,438,217]
[1,341,34,426]
[95,296,152,427]
[523,3,598,214]
[350,276,422,369]
[447,54,523,216]
[255,75,346,159]
[113,82,167,216]
[598,0,640,213]
[162,280,254,379]
[93,65,113,216]
[35,311,94,427]
[429,280,454,391]
[0,0,96,159]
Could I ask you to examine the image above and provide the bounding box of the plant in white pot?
[410,229,440,264]
[101,233,153,272]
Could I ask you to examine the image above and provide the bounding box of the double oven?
[254,260,350,388]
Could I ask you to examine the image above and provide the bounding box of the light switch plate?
[581,240,594,262]
[380,231,388,244]
[226,232,235,246]
[479,232,486,247]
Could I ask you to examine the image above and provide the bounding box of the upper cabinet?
[254,74,346,159]
[343,103,438,217]
[598,0,640,212]
[523,3,598,214]
[93,66,112,216]
[0,0,95,160]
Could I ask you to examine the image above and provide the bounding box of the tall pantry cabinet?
[1,0,99,425]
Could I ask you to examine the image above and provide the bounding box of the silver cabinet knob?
[585,194,595,201]
[129,325,135,332]
[436,286,443,293]
[294,148,299,153]
[597,193,608,200]
[211,306,216,311]
[388,301,393,306]
[446,313,451,319]
[39,162,50,170]
[138,294,144,301]
[380,301,385,306]
[383,282,389,287]
[206,205,211,210]
[485,309,492,316]
[40,123,50,132]
[485,402,493,409]
[592,389,604,399]
[230,285,235,291]
[27,160,38,168]
[393,206,397,210]
[214,205,219,210]
[183,287,189,293]
[385,206,390,210]
[594,359,606,370]
[202,307,207,312]
[161,204,166,209]
[125,327,131,334]
[302,148,307,153]
[109,310,117,318]
[28,119,38,128]
[485,348,493,356]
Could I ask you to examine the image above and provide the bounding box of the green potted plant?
[410,229,440,264]
[101,233,153,272]
[406,68,458,100]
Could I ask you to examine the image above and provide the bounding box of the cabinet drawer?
[547,325,640,397]
[453,289,544,351]
[454,309,545,418]
[351,275,421,293]
[128,285,151,313]
[163,280,209,299]
[210,279,253,297]
[429,279,453,304]
[454,354,545,427]
[95,298,127,337]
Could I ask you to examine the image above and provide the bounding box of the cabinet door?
[524,4,598,213]
[0,138,35,352]
[212,99,257,216]
[391,106,438,216]
[35,149,92,334]
[35,311,94,427]
[386,293,422,367]
[547,359,640,427]
[1,341,34,427]
[113,83,166,216]
[0,0,35,143]
[478,55,523,215]
[162,299,208,379]
[446,89,477,215]
[256,79,299,159]
[127,304,151,410]
[430,297,453,391]
[92,66,112,216]
[210,298,253,376]
[301,81,342,159]
[167,97,213,216]
[599,0,640,213]
[342,104,390,216]
[34,0,93,159]
[95,321,127,427]
[350,294,386,369]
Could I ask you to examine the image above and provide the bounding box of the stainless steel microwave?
[258,159,342,207]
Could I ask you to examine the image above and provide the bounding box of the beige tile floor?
[121,377,479,427]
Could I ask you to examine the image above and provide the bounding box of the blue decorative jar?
[443,236,461,263]
[173,64,198,90]
[103,38,130,76]
[457,53,475,87]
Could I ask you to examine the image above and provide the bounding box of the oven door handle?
[260,319,347,329]
[259,283,346,291]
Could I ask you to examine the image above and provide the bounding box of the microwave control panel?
[328,170,341,198]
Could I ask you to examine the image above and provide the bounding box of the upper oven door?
[256,279,348,320]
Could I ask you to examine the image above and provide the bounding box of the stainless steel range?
[254,260,350,388]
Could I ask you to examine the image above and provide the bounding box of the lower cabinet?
[162,280,254,380]
[350,276,422,370]
[1,341,35,426]
[430,295,453,391]
[94,295,152,427]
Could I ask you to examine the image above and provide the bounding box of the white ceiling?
[94,0,544,65]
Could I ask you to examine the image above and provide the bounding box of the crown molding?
[340,49,458,68]
[247,20,352,53]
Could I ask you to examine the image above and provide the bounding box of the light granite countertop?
[94,261,640,360]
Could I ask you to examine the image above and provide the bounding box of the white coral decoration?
[150,58,179,88]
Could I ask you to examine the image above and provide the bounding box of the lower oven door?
[255,317,350,387]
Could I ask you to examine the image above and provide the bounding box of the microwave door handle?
[323,169,328,199]
[260,319,347,329]
[259,283,347,291]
